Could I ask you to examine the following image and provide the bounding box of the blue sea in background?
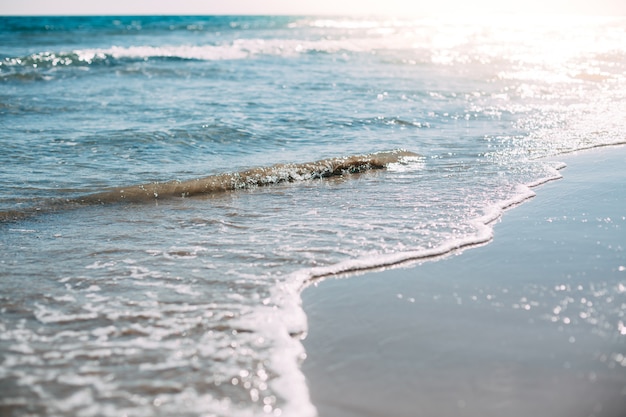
[1,15,625,417]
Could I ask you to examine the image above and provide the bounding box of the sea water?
[1,15,625,417]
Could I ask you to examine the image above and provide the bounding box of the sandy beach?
[302,145,626,417]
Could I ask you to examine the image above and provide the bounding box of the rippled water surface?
[1,15,626,417]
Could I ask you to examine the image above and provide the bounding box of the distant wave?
[0,150,420,222]
[0,39,370,72]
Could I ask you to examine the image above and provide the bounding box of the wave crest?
[79,150,420,203]
[0,150,420,221]
[1,39,355,72]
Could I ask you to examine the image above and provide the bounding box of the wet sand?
[302,145,626,417]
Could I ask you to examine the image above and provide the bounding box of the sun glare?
[335,0,626,17]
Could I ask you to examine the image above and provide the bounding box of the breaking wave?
[0,38,370,72]
[0,150,420,222]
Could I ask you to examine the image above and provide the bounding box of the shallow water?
[1,15,626,416]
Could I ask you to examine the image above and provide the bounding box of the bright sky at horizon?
[2,0,626,16]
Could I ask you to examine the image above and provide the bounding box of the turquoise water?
[1,15,626,417]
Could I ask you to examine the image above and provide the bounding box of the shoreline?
[301,145,626,417]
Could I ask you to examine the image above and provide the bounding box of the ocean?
[1,15,625,417]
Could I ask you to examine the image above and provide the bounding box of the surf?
[0,149,419,222]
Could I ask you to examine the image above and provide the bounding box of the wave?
[78,149,419,202]
[0,39,362,72]
[0,150,420,222]
[0,32,425,78]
